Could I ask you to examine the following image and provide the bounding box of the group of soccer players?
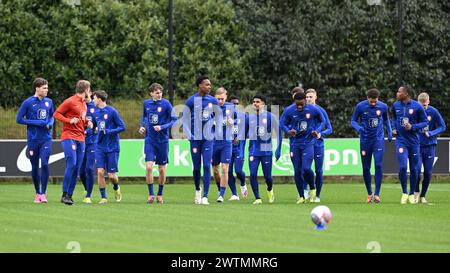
[16,76,445,206]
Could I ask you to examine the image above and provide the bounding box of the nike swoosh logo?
[17,146,65,172]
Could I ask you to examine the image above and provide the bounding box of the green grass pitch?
[1,182,450,253]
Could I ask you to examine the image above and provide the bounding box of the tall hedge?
[1,0,448,137]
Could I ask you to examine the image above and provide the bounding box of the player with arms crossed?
[392,85,427,204]
[139,83,177,204]
[16,78,54,203]
[414,92,446,203]
[92,90,126,204]
[54,80,92,205]
[182,75,218,205]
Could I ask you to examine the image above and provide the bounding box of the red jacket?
[54,95,87,141]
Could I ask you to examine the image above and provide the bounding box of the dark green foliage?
[1,0,448,136]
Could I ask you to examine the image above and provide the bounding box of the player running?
[92,90,126,204]
[16,78,54,203]
[351,89,392,203]
[414,92,446,203]
[182,75,218,205]
[54,80,92,205]
[227,95,249,200]
[248,94,281,204]
[279,92,324,203]
[305,88,332,202]
[392,85,428,204]
[212,87,235,202]
[139,83,177,204]
[79,88,97,203]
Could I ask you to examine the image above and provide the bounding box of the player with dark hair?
[227,95,249,200]
[92,90,126,204]
[392,85,428,204]
[414,92,446,203]
[351,88,392,203]
[248,94,281,204]
[276,86,305,160]
[305,88,332,202]
[139,83,177,204]
[279,92,324,203]
[16,78,54,203]
[54,80,93,205]
[79,88,97,203]
[182,75,218,205]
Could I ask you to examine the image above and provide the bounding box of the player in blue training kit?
[277,92,324,203]
[351,89,392,203]
[182,75,218,205]
[248,94,281,204]
[392,85,428,204]
[92,90,126,204]
[139,83,177,204]
[414,92,446,203]
[212,87,235,202]
[227,95,249,200]
[79,88,97,203]
[305,89,332,202]
[277,87,306,193]
[16,78,54,203]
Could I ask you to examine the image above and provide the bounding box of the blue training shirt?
[16,96,54,142]
[281,104,325,149]
[248,110,280,157]
[182,93,218,141]
[314,104,333,148]
[351,100,392,143]
[232,110,249,157]
[85,100,97,145]
[93,105,126,153]
[392,99,428,147]
[213,102,235,146]
[419,105,446,146]
[141,98,177,143]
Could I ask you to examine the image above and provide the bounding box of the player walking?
[54,80,92,205]
[279,92,324,203]
[351,89,392,203]
[392,85,428,204]
[182,76,218,205]
[414,92,446,203]
[92,90,126,204]
[139,83,177,204]
[16,78,54,203]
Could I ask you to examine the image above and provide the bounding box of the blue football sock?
[31,165,41,194]
[219,186,226,198]
[100,188,107,198]
[148,184,154,196]
[113,183,119,191]
[41,165,49,194]
[157,184,164,196]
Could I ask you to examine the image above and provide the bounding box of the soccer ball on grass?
[311,205,332,229]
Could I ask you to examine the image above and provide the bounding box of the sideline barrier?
[1,138,449,177]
